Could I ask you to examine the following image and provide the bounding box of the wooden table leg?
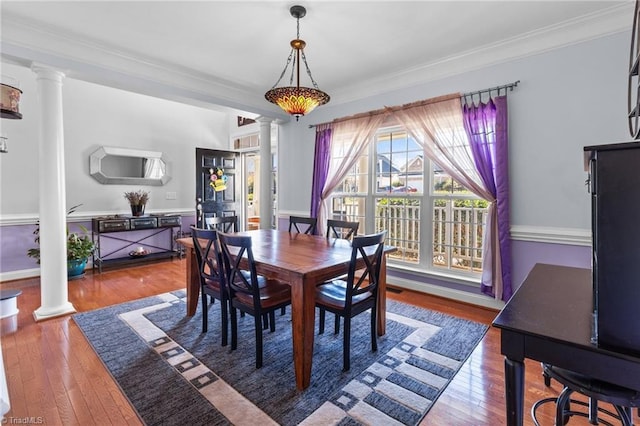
[377,253,388,336]
[290,274,315,390]
[184,246,199,316]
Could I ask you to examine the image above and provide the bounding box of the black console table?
[91,215,182,272]
[492,263,640,425]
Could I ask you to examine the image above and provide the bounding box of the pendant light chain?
[270,49,294,89]
[301,51,321,90]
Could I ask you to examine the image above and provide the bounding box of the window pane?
[375,130,423,194]
[375,197,420,264]
[432,198,488,273]
[432,171,473,195]
[330,197,365,231]
[332,143,368,194]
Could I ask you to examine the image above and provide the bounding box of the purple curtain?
[463,95,512,301]
[310,125,332,226]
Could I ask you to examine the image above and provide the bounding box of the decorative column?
[31,64,75,320]
[257,117,273,229]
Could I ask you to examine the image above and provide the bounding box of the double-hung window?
[329,125,488,280]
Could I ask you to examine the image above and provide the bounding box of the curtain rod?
[308,79,520,128]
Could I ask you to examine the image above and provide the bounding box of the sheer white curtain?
[390,95,502,296]
[318,114,387,236]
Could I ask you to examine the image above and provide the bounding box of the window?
[329,126,488,279]
[234,134,259,150]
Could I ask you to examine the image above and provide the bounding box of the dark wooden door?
[195,148,241,229]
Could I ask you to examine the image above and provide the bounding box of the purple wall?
[0,223,40,272]
[510,240,591,289]
[0,214,196,274]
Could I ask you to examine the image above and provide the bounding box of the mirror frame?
[89,146,172,186]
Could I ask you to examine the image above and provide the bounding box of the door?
[195,148,241,229]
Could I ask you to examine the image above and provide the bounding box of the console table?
[91,215,182,272]
[492,263,640,425]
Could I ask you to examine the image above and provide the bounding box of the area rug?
[73,290,487,426]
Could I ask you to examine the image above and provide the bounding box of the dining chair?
[205,215,238,233]
[218,232,292,368]
[326,219,359,240]
[315,231,386,371]
[190,226,229,346]
[288,215,318,235]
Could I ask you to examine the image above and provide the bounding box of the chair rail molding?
[0,208,194,226]
[510,225,591,246]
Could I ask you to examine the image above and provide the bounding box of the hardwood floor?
[1,259,636,425]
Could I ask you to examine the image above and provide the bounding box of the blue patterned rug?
[73,290,487,425]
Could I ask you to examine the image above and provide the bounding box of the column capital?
[30,63,66,82]
[255,116,274,124]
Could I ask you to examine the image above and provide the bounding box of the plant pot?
[68,258,88,279]
[130,204,145,217]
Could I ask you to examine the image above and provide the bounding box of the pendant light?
[265,5,330,121]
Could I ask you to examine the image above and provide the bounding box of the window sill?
[387,263,480,288]
[385,263,505,310]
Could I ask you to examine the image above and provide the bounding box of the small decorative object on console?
[123,190,150,216]
[129,246,149,257]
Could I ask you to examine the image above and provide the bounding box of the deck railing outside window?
[374,199,487,273]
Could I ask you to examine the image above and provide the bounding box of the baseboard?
[0,268,40,282]
[0,261,94,283]
[388,275,505,310]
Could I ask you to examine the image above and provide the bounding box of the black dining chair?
[289,215,318,235]
[315,231,386,371]
[190,226,229,346]
[218,232,292,368]
[205,215,238,233]
[326,219,359,240]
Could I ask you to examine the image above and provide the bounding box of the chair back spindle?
[326,219,359,240]
[205,215,238,233]
[289,216,318,235]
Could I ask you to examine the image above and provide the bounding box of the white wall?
[0,62,231,217]
[277,31,630,234]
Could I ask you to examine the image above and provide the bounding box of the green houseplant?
[27,204,96,278]
[124,190,150,216]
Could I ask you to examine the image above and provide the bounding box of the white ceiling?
[0,1,634,119]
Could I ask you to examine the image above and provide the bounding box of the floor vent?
[386,287,402,294]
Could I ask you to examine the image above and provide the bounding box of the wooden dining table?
[176,228,396,390]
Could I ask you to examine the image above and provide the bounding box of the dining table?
[176,228,396,390]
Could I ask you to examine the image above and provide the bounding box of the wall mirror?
[89,146,172,186]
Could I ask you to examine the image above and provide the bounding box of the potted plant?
[27,204,96,278]
[124,190,150,216]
